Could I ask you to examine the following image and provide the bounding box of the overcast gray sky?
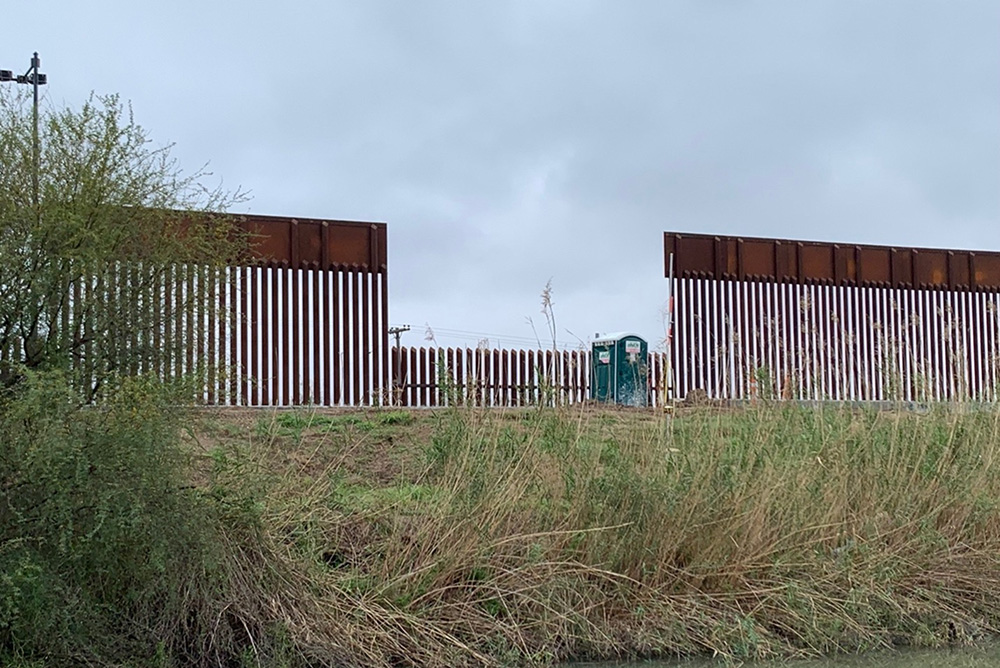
[5,1,998,350]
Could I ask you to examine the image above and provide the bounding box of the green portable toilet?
[591,332,649,406]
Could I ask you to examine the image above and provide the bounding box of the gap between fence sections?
[390,346,670,408]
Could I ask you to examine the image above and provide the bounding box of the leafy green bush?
[0,370,259,666]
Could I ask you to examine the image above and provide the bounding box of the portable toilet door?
[591,338,615,403]
[615,334,649,407]
[591,332,649,406]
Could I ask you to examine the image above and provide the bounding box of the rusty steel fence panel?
[391,346,669,408]
[664,232,1000,403]
[50,215,389,406]
[219,215,388,406]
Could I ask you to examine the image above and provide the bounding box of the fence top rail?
[229,212,387,272]
[664,231,1000,292]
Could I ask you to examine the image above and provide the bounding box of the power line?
[420,326,582,349]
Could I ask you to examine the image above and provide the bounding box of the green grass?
[261,409,416,444]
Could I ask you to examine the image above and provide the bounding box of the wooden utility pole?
[388,325,410,404]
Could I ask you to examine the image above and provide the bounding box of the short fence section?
[391,346,670,408]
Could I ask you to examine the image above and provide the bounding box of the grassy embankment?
[191,400,1000,666]
[7,374,1000,667]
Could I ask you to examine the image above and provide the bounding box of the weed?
[375,410,415,426]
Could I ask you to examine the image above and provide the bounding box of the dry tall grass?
[205,404,1000,666]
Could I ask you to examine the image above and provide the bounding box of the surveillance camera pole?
[1,52,47,207]
[29,53,42,208]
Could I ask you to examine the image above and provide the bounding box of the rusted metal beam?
[230,213,388,271]
[664,231,1000,292]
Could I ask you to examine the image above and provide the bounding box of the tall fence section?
[68,214,390,406]
[391,346,670,408]
[665,232,1000,403]
[219,215,389,406]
